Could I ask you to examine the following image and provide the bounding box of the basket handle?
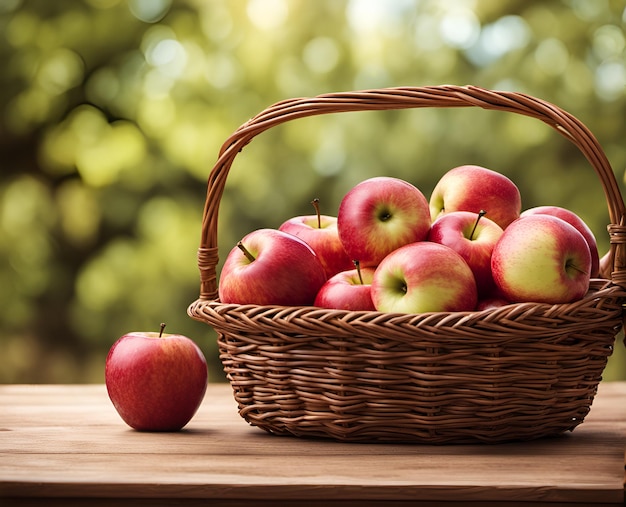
[197,85,626,300]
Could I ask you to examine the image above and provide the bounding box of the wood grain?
[0,383,624,506]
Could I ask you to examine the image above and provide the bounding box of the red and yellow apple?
[491,215,592,304]
[314,262,376,311]
[279,199,353,279]
[521,205,600,278]
[372,242,478,314]
[338,177,431,267]
[429,165,522,229]
[428,210,503,298]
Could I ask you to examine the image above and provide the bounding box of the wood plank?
[1,499,622,507]
[0,383,624,505]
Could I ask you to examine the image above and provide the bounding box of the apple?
[428,210,503,298]
[429,165,522,229]
[520,205,600,278]
[279,198,353,278]
[337,177,431,267]
[314,261,376,311]
[491,215,592,304]
[218,228,327,306]
[371,242,478,314]
[105,324,208,431]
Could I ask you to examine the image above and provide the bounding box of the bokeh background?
[1,0,625,384]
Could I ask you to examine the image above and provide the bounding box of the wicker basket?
[188,85,626,444]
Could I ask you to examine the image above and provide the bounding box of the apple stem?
[311,198,321,229]
[353,260,364,285]
[159,323,166,337]
[237,241,256,262]
[469,210,487,240]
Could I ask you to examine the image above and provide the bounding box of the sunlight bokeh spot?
[465,15,530,66]
[247,0,288,31]
[592,24,626,60]
[439,9,480,49]
[595,59,626,101]
[37,48,84,95]
[303,37,340,74]
[534,38,570,76]
[56,180,101,247]
[128,0,171,23]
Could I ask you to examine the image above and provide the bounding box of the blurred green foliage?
[0,0,625,383]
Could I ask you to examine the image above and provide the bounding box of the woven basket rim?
[188,279,626,343]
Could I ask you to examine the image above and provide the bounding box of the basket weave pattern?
[188,85,626,444]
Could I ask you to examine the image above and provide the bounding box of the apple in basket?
[337,176,431,267]
[428,210,504,298]
[278,198,353,279]
[372,242,478,313]
[491,214,592,304]
[105,324,208,431]
[429,165,522,229]
[520,205,600,278]
[314,260,376,311]
[218,228,327,306]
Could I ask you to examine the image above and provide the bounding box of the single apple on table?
[372,242,478,314]
[491,214,592,304]
[279,198,353,279]
[314,260,376,311]
[218,228,327,306]
[429,165,522,229]
[105,323,208,432]
[338,176,431,267]
[520,205,600,278]
[428,210,503,298]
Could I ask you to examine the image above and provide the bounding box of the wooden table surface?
[0,382,624,506]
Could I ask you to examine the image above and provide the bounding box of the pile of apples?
[218,165,600,314]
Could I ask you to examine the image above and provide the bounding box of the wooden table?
[0,383,624,506]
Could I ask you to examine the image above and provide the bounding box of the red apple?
[428,210,503,298]
[314,261,376,311]
[218,228,327,306]
[491,215,592,304]
[520,205,600,278]
[429,165,522,229]
[372,242,478,314]
[337,177,431,267]
[105,324,208,431]
[279,199,353,278]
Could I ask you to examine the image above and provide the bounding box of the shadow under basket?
[188,85,626,444]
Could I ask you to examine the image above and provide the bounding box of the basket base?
[222,342,601,444]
